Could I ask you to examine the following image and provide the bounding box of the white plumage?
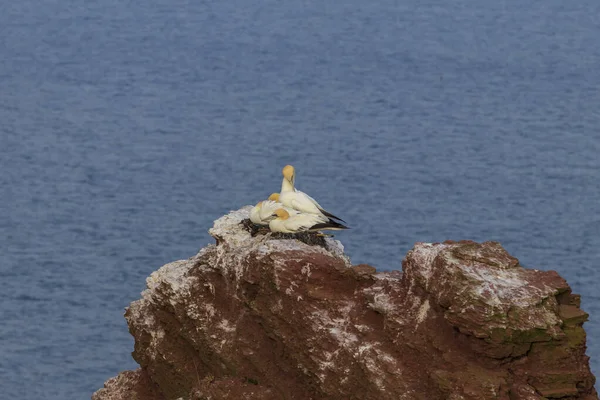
[249,193,297,225]
[269,209,346,233]
[279,165,345,223]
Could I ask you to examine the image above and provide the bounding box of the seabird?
[250,193,297,225]
[279,165,346,223]
[269,208,349,233]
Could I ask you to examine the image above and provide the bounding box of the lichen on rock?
[93,208,598,400]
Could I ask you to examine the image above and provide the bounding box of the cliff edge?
[93,207,597,400]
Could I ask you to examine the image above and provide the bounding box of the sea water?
[1,0,599,397]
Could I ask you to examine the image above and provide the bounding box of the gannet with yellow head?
[281,165,295,191]
[269,208,349,233]
[250,193,297,225]
[279,164,347,223]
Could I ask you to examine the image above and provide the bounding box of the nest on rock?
[240,219,328,248]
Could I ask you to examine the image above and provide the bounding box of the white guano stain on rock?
[409,242,448,284]
[415,299,430,329]
[367,292,396,315]
[308,304,401,392]
[407,242,564,337]
[217,319,236,333]
[301,263,312,278]
[458,262,550,308]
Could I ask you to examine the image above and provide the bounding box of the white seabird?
[268,208,349,233]
[249,193,297,225]
[278,165,346,223]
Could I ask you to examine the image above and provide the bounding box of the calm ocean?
[1,0,599,397]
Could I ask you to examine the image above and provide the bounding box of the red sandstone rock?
[92,369,161,400]
[93,207,598,400]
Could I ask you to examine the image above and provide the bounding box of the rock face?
[93,207,597,400]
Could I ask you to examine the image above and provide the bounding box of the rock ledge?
[93,208,597,400]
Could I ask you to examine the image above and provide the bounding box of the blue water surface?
[1,0,599,398]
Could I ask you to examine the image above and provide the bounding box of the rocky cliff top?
[93,207,597,400]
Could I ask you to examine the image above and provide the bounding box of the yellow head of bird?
[282,165,295,182]
[268,193,280,202]
[274,208,290,220]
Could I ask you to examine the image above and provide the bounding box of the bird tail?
[310,219,350,231]
[318,208,346,223]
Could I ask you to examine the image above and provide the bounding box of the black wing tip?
[319,208,347,223]
[328,219,350,230]
[311,221,350,231]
